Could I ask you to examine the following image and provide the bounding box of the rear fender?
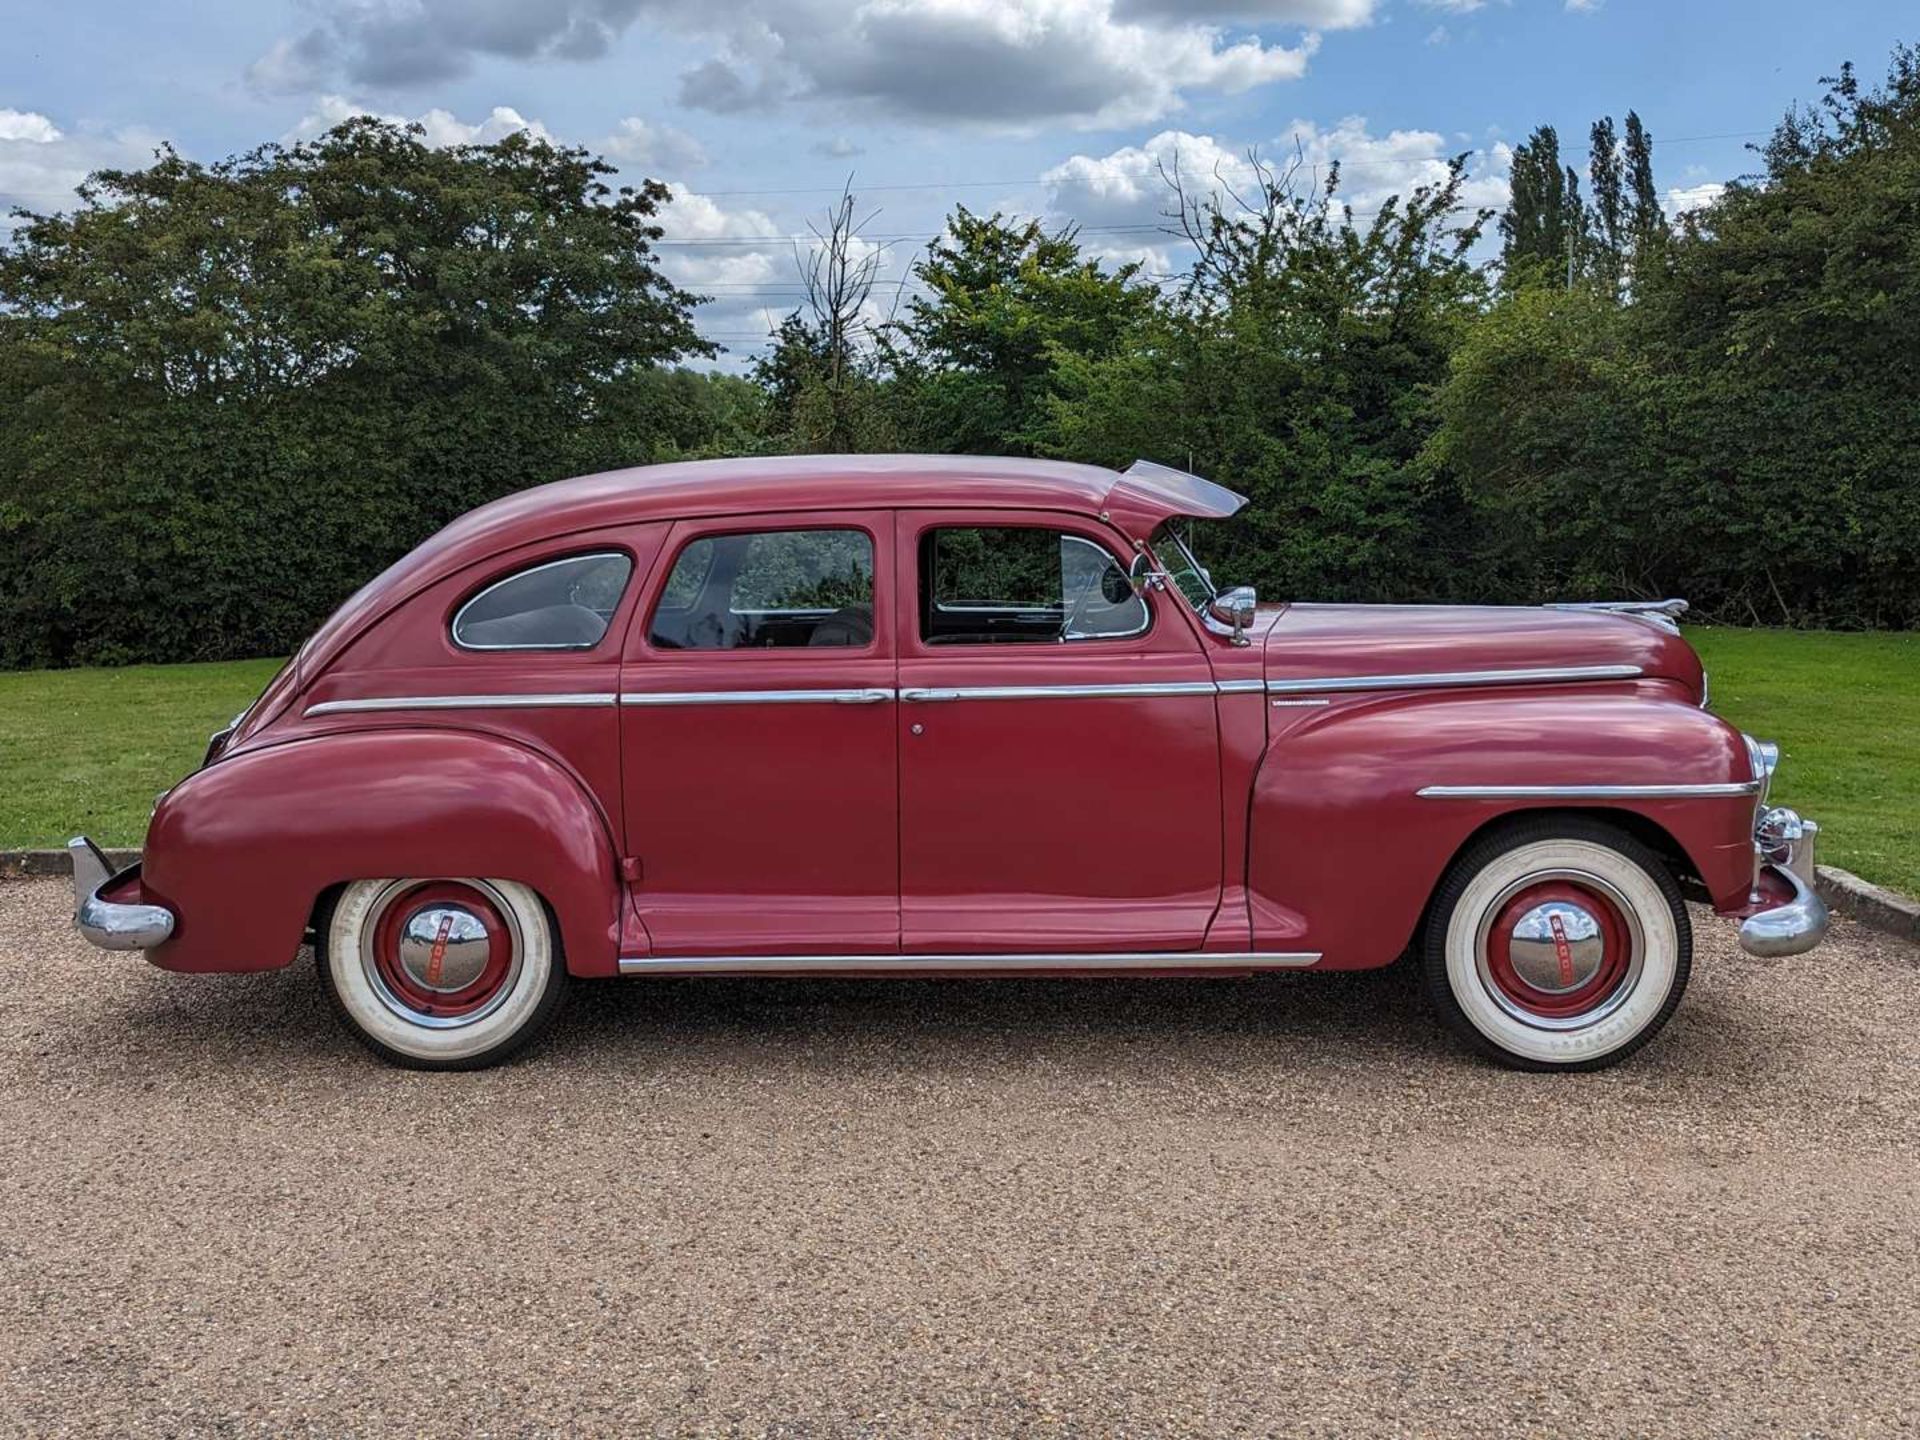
[1248,685,1756,969]
[142,729,621,976]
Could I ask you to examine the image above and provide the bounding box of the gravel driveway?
[3,877,1917,1438]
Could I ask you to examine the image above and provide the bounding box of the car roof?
[442,454,1119,545]
[275,454,1241,712]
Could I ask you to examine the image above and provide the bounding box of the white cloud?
[600,117,708,171]
[0,108,63,144]
[1113,0,1370,21]
[284,96,553,146]
[0,112,161,226]
[1665,181,1725,216]
[1565,0,1601,11]
[250,0,1362,132]
[1040,117,1510,254]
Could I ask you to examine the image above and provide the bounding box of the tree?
[0,119,709,666]
[1629,43,1920,624]
[1499,126,1585,286]
[1046,148,1491,602]
[882,208,1156,455]
[749,184,895,454]
[1588,116,1628,296]
[1434,44,1920,626]
[1623,111,1669,268]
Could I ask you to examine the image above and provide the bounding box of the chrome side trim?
[1214,679,1267,694]
[1268,664,1644,696]
[900,681,1217,703]
[68,837,175,951]
[1417,782,1761,799]
[621,688,895,707]
[305,692,617,716]
[617,950,1322,975]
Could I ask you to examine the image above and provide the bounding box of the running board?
[616,951,1321,976]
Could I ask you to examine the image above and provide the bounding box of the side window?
[648,528,875,650]
[920,527,1149,645]
[452,551,633,651]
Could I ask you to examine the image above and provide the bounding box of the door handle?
[899,688,959,703]
[833,688,895,705]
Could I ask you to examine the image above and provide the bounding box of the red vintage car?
[70,456,1825,1070]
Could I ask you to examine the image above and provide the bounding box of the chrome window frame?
[644,525,879,653]
[450,550,635,654]
[922,526,1152,646]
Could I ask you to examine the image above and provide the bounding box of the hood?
[1263,603,1705,699]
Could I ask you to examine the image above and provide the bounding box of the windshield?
[1150,523,1217,614]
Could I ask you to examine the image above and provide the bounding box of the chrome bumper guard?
[68,836,175,950]
[1737,807,1828,959]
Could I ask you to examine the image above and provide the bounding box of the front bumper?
[1736,806,1828,959]
[68,836,175,950]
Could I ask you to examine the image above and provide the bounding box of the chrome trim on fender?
[617,950,1322,975]
[1417,782,1761,800]
[305,692,617,716]
[1268,664,1644,696]
[621,688,896,707]
[1214,679,1267,694]
[68,837,175,951]
[901,681,1217,703]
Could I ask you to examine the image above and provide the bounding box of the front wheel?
[1421,818,1691,1071]
[318,877,566,1070]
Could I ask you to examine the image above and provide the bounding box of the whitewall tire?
[319,877,566,1070]
[1422,818,1691,1071]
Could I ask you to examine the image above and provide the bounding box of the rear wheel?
[1421,818,1690,1071]
[319,877,565,1070]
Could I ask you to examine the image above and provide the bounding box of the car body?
[70,455,1827,1069]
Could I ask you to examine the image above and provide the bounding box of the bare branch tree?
[795,180,885,389]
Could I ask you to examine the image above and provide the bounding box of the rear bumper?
[69,836,175,950]
[1737,808,1827,959]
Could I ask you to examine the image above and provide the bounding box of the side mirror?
[1210,585,1257,646]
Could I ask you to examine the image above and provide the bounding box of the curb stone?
[1815,865,1920,944]
[3,849,1917,947]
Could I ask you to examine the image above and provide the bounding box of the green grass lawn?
[0,631,1914,895]
[0,658,285,851]
[1691,628,1920,897]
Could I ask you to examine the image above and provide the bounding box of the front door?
[619,511,898,955]
[893,510,1224,954]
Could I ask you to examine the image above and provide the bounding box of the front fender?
[142,729,621,976]
[1249,684,1756,969]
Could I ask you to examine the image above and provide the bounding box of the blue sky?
[2,1,1912,362]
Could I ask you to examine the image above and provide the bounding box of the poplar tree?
[1498,126,1587,287]
[1624,111,1669,267]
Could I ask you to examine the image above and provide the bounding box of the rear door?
[619,510,898,956]
[893,510,1224,955]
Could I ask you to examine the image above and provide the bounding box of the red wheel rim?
[369,881,515,1020]
[1483,879,1634,1020]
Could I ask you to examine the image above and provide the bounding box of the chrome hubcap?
[1505,900,1605,994]
[359,878,524,1030]
[396,905,493,993]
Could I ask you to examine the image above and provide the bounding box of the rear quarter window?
[452,552,634,651]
